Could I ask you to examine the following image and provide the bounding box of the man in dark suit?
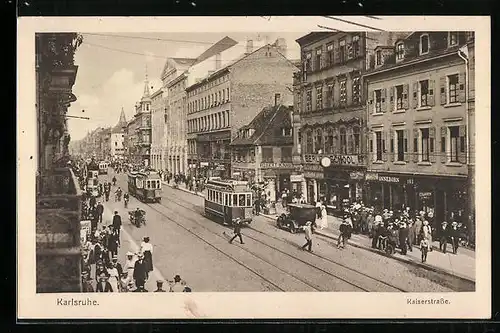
[95,273,113,292]
[133,253,148,290]
[439,221,449,253]
[112,211,122,238]
[95,201,104,223]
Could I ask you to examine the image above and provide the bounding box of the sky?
[67,32,306,140]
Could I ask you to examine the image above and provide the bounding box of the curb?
[162,181,205,198]
[259,213,475,285]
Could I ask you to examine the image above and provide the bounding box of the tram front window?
[239,194,246,207]
[246,194,251,207]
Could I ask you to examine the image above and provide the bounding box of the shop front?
[232,167,256,183]
[364,171,468,229]
[260,162,295,203]
[321,167,365,216]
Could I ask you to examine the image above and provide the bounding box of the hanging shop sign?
[303,164,323,172]
[304,171,324,179]
[419,192,433,200]
[290,174,305,182]
[349,171,365,180]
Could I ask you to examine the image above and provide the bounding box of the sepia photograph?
[18,16,490,319]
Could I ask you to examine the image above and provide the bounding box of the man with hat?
[133,252,148,290]
[112,211,122,238]
[338,215,352,249]
[229,218,244,245]
[111,254,123,276]
[81,271,94,292]
[439,221,449,253]
[95,201,104,224]
[398,218,409,255]
[169,275,185,292]
[300,221,313,252]
[449,220,460,254]
[95,272,113,292]
[154,280,166,292]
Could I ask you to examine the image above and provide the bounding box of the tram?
[86,160,100,196]
[204,178,253,226]
[127,170,162,203]
[98,161,109,175]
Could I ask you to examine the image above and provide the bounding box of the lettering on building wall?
[260,162,294,169]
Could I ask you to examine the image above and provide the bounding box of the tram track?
[156,189,408,292]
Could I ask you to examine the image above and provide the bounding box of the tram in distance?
[86,160,100,196]
[98,161,109,175]
[204,177,253,226]
[127,170,162,203]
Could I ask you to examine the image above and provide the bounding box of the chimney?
[215,53,222,69]
[246,39,254,54]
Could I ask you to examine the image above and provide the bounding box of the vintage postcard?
[17,16,491,319]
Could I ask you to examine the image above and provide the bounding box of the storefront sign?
[260,162,294,169]
[303,164,323,172]
[349,171,365,180]
[378,176,400,183]
[290,174,305,182]
[419,192,433,199]
[233,172,241,176]
[304,171,324,179]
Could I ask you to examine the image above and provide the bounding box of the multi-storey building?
[150,88,165,170]
[186,37,295,178]
[294,31,407,211]
[110,108,127,160]
[363,31,475,231]
[230,102,294,202]
[132,76,152,166]
[100,127,112,160]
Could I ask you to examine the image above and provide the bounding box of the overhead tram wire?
[322,16,386,32]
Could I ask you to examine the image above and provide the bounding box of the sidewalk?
[163,180,475,283]
[260,204,475,283]
[162,181,205,198]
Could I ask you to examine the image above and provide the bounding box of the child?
[420,237,429,263]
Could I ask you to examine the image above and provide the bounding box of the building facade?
[132,76,153,166]
[231,104,295,202]
[186,38,295,179]
[150,88,165,170]
[363,31,474,232]
[294,32,407,212]
[110,108,127,159]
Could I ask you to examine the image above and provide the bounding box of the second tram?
[127,170,162,203]
[204,178,253,226]
[98,161,109,175]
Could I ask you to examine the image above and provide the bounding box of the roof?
[231,105,293,146]
[296,32,335,46]
[193,36,238,65]
[172,57,197,66]
[111,108,127,133]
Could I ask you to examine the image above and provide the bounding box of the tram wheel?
[289,224,296,234]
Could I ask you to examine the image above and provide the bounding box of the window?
[448,74,459,103]
[449,126,460,162]
[115,142,117,146]
[339,39,346,63]
[325,127,334,153]
[315,129,323,153]
[326,83,334,108]
[281,147,292,163]
[421,128,430,162]
[316,86,323,110]
[375,131,383,161]
[395,85,404,110]
[419,80,430,107]
[376,50,382,66]
[420,34,429,54]
[449,32,458,46]
[306,89,312,112]
[353,127,360,154]
[352,35,360,58]
[222,89,226,102]
[396,42,404,60]
[306,130,313,154]
[282,127,292,136]
[315,47,322,71]
[352,76,361,105]
[339,128,347,154]
[262,147,273,163]
[396,130,405,161]
[326,43,334,67]
[305,52,312,71]
[339,79,347,107]
[227,87,230,101]
[374,89,382,113]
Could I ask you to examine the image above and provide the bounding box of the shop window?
[339,128,347,154]
[375,131,383,161]
[316,85,323,110]
[448,74,459,103]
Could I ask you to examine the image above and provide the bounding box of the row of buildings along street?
[71,31,475,242]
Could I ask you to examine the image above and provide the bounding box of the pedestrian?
[95,272,113,292]
[140,236,154,278]
[398,219,409,255]
[81,271,94,293]
[107,231,120,259]
[123,251,136,281]
[300,221,313,252]
[420,237,429,263]
[439,221,449,253]
[366,210,375,237]
[119,272,130,292]
[413,215,423,245]
[319,205,328,230]
[133,252,148,290]
[106,262,120,292]
[449,221,460,254]
[154,280,166,292]
[111,254,123,276]
[89,194,97,209]
[229,218,244,244]
[315,200,322,219]
[406,218,415,252]
[95,201,104,224]
[169,275,185,292]
[421,220,433,255]
[254,198,260,216]
[112,211,122,238]
[337,215,352,249]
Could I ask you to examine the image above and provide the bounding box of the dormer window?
[448,32,458,46]
[282,128,292,136]
[420,34,429,55]
[395,42,404,61]
[376,50,382,66]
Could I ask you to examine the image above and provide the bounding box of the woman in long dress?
[421,220,433,251]
[319,205,329,230]
[140,237,154,279]
[106,263,120,292]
